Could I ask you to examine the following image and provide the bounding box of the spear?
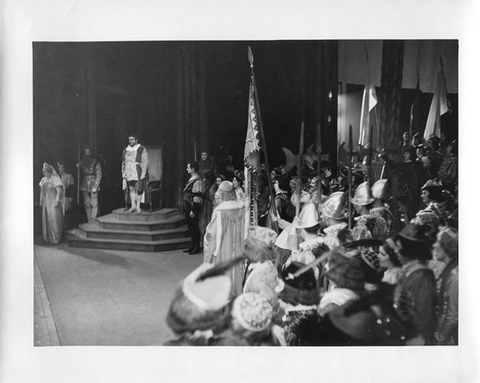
[76,142,81,205]
[316,123,322,203]
[367,124,374,187]
[295,122,305,218]
[348,124,353,229]
[248,46,278,232]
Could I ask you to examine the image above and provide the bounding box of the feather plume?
[195,257,244,282]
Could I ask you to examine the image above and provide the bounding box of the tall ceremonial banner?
[423,65,449,140]
[358,67,378,146]
[244,80,262,234]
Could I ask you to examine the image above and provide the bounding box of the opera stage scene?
[33,40,458,346]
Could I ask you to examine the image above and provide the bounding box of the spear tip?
[248,46,254,67]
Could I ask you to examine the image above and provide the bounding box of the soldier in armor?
[77,147,102,222]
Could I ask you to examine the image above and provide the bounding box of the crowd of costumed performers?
[165,133,458,346]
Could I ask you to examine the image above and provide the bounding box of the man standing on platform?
[78,147,102,222]
[183,161,205,254]
[122,133,149,214]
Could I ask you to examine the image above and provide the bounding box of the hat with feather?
[166,257,243,335]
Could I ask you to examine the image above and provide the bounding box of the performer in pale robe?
[203,181,245,297]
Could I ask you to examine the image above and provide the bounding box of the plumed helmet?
[243,226,279,263]
[320,191,347,221]
[231,292,274,333]
[277,261,320,306]
[297,202,320,229]
[350,182,375,206]
[371,179,391,200]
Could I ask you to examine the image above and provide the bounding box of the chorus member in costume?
[183,161,205,254]
[39,163,65,244]
[394,224,438,345]
[57,160,75,230]
[77,147,102,221]
[229,293,286,346]
[242,226,281,316]
[378,238,403,285]
[199,170,218,247]
[198,151,217,179]
[350,182,388,241]
[203,181,245,297]
[379,147,424,223]
[121,133,148,214]
[437,140,458,196]
[232,174,245,202]
[433,227,458,345]
[276,261,323,346]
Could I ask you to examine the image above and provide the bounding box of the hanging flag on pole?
[244,81,262,174]
[358,69,378,147]
[423,67,448,141]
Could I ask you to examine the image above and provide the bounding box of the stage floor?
[34,236,202,346]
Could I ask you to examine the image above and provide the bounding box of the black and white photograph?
[2,1,479,382]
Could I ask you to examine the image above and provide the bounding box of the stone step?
[96,214,186,232]
[78,222,189,241]
[111,208,178,222]
[64,230,192,253]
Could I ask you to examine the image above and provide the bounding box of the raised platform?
[65,208,190,252]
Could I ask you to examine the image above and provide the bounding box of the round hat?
[277,261,320,306]
[296,202,320,229]
[328,286,407,346]
[231,292,273,332]
[371,179,391,200]
[243,226,279,263]
[166,263,232,335]
[320,191,347,220]
[326,248,365,291]
[350,182,375,206]
[291,190,311,208]
[216,180,237,202]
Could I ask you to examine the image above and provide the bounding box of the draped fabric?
[203,200,246,298]
[39,171,65,244]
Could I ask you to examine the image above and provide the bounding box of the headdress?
[436,227,458,259]
[326,248,366,291]
[395,224,432,261]
[350,182,375,206]
[371,179,391,200]
[166,257,243,335]
[231,293,273,333]
[327,283,412,346]
[277,261,320,306]
[296,202,320,229]
[216,181,237,202]
[243,226,278,263]
[320,191,347,221]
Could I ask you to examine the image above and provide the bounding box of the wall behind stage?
[33,41,338,213]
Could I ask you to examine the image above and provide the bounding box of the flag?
[423,69,448,140]
[409,77,422,138]
[358,69,378,146]
[244,81,261,173]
